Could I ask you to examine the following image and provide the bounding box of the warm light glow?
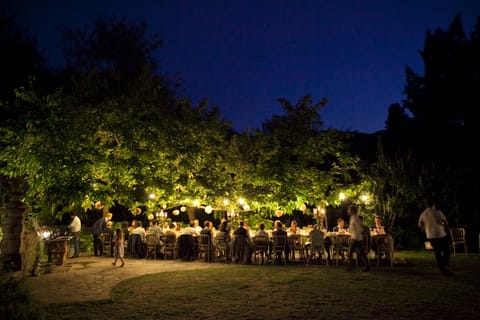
[149,193,155,199]
[339,193,346,201]
[205,205,213,214]
[243,204,250,211]
[41,230,51,239]
[275,210,284,217]
[238,198,245,205]
[148,214,154,220]
[313,207,326,217]
[135,207,142,215]
[360,194,369,203]
[156,210,167,219]
[227,210,239,218]
[192,199,199,207]
[180,206,186,212]
[173,209,180,216]
[94,201,102,209]
[223,198,229,206]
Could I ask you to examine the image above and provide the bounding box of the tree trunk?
[1,190,27,271]
[186,206,195,222]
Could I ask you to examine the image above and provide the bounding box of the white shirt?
[418,207,447,239]
[131,226,147,242]
[68,216,81,233]
[348,214,363,241]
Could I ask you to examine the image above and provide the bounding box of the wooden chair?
[450,228,467,256]
[100,232,113,257]
[374,234,394,267]
[198,233,214,262]
[271,234,288,265]
[306,229,328,266]
[288,235,306,262]
[145,234,158,259]
[162,235,177,260]
[214,232,230,263]
[332,234,350,266]
[252,236,269,264]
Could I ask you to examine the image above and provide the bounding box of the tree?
[238,95,366,216]
[380,14,480,248]
[0,14,48,101]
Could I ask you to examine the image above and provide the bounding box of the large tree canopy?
[1,15,366,224]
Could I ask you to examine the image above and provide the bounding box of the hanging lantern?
[147,214,154,221]
[94,201,102,209]
[173,209,180,216]
[205,205,213,214]
[180,206,186,212]
[275,209,283,217]
[135,207,142,215]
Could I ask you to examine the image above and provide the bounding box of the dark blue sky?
[5,0,479,133]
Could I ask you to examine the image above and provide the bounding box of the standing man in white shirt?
[418,199,452,276]
[67,211,82,258]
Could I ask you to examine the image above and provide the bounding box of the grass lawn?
[11,251,480,320]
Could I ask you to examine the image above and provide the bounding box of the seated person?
[146,219,164,246]
[217,219,231,242]
[103,221,115,235]
[254,222,272,258]
[131,220,147,242]
[199,220,215,261]
[329,218,348,260]
[193,219,203,234]
[272,220,290,264]
[332,218,347,232]
[287,220,299,235]
[232,220,252,263]
[307,224,326,262]
[370,216,386,254]
[182,221,200,255]
[165,223,178,239]
[129,220,146,258]
[372,216,386,235]
[200,220,214,238]
[183,221,199,237]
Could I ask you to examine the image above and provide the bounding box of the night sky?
[5,0,480,133]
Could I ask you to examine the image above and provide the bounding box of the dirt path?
[24,255,229,305]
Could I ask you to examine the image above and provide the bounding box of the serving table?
[44,236,73,265]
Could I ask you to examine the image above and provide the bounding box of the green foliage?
[1,15,373,241]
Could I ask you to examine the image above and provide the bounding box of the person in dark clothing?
[91,213,113,256]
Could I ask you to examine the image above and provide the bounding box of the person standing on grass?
[347,204,370,272]
[112,228,125,267]
[418,199,452,276]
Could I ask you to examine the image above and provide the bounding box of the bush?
[0,277,45,320]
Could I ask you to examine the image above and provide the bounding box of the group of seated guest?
[116,214,389,265]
